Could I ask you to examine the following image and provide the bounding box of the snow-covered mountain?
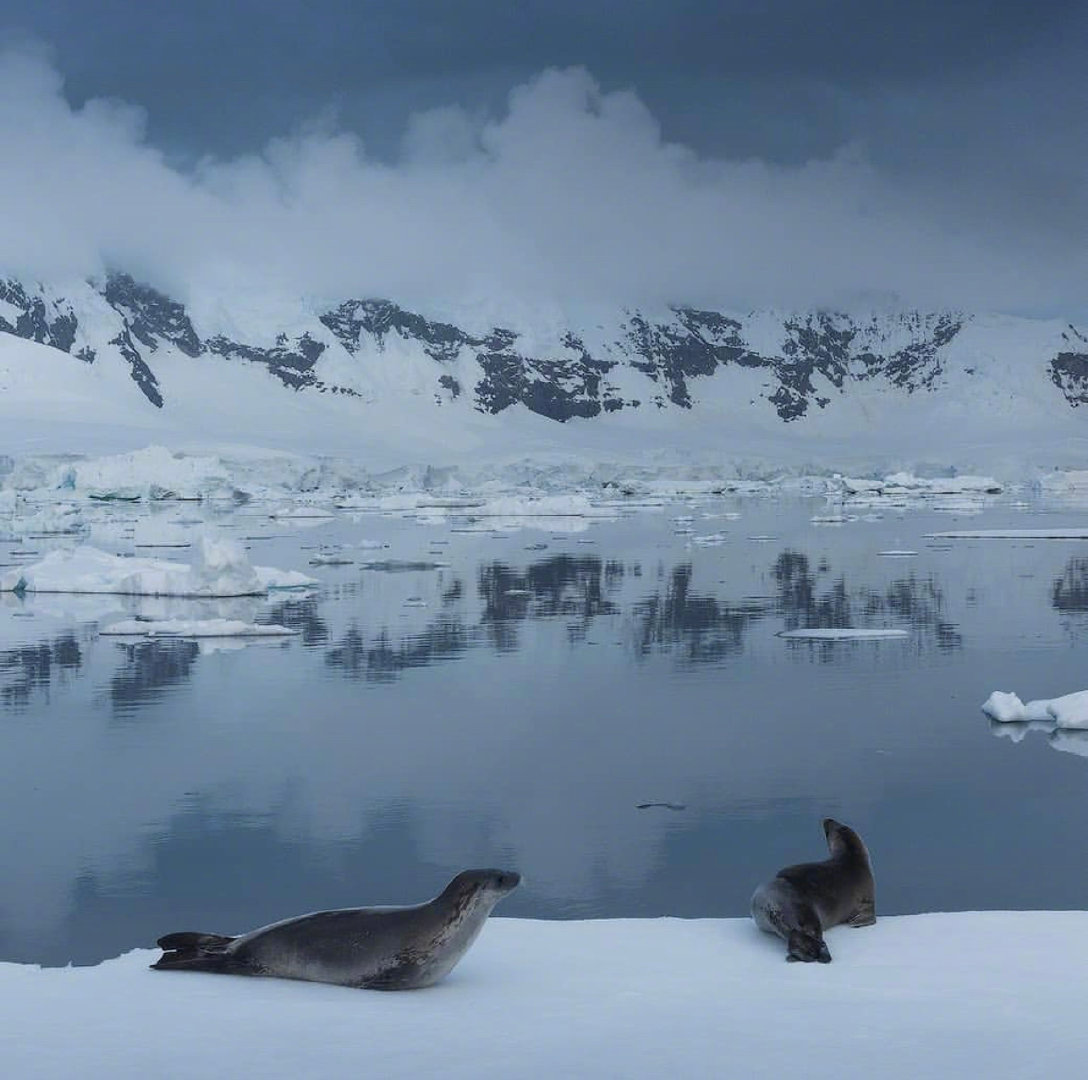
[1,272,1086,472]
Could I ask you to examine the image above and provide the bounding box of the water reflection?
[110,639,200,713]
[1052,557,1088,612]
[326,621,473,683]
[632,564,764,663]
[988,715,1088,761]
[1049,730,1088,758]
[0,633,82,710]
[772,550,961,652]
[479,556,621,649]
[264,595,329,645]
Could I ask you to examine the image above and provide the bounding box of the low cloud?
[0,48,1082,316]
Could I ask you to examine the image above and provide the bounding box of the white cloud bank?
[0,47,1081,315]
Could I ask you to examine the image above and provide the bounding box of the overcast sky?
[0,1,1084,314]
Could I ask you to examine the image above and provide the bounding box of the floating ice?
[981,690,1088,729]
[55,445,231,501]
[100,619,297,638]
[779,628,909,640]
[0,535,316,596]
[928,529,1088,540]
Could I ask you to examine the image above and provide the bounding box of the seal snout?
[495,870,522,893]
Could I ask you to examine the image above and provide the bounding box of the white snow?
[55,445,232,501]
[778,629,909,640]
[99,619,298,638]
[981,690,1088,728]
[3,913,1086,1079]
[0,536,316,597]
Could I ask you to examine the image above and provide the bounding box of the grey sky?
[6,0,1083,163]
[0,1,1084,313]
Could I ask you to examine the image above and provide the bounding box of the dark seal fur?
[152,868,520,989]
[750,818,875,963]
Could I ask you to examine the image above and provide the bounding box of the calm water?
[2,493,1087,966]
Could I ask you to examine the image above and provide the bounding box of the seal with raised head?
[152,868,521,989]
[750,818,875,963]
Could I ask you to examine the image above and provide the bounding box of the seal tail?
[151,931,250,974]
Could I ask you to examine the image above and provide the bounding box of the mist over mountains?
[0,49,1084,318]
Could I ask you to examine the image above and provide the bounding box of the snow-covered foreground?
[4,914,1083,1079]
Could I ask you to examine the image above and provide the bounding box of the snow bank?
[981,690,1088,728]
[848,473,1003,495]
[54,445,231,501]
[3,914,1086,1079]
[100,619,297,638]
[0,536,316,596]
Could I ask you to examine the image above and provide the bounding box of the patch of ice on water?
[928,529,1088,539]
[779,628,909,640]
[981,690,1088,728]
[0,534,316,596]
[100,618,297,637]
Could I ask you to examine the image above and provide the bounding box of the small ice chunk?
[982,689,1088,726]
[1045,691,1088,729]
[778,628,908,640]
[981,691,1026,723]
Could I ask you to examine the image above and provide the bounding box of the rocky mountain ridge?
[1,274,1085,423]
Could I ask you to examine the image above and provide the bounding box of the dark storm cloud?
[0,2,1084,314]
[3,0,1082,161]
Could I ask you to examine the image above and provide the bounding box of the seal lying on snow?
[750,818,875,963]
[152,868,520,989]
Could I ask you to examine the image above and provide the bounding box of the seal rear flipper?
[156,931,235,951]
[152,930,249,974]
[151,952,255,975]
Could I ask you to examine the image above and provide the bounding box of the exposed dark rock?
[103,273,202,357]
[320,299,470,363]
[204,332,326,390]
[109,328,164,408]
[1050,338,1088,406]
[0,280,78,352]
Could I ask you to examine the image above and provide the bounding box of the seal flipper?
[157,931,235,951]
[786,930,832,963]
[152,930,253,975]
[846,905,876,928]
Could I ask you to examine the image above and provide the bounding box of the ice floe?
[779,628,909,640]
[100,618,298,638]
[927,529,1088,540]
[5,914,1088,1080]
[982,690,1088,729]
[0,535,316,597]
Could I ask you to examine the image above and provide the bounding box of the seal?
[750,818,875,963]
[152,868,520,989]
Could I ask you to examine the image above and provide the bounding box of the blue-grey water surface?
[2,494,1087,966]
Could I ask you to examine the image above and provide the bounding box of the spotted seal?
[750,818,875,962]
[152,868,520,989]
